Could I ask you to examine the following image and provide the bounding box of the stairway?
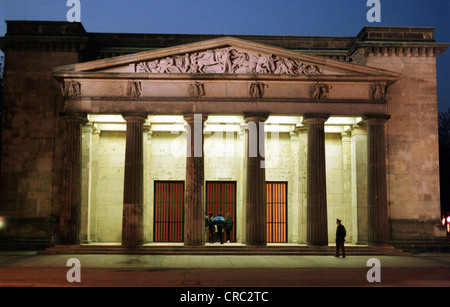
[39,243,411,256]
[391,237,450,254]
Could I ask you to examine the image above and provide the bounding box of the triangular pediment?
[52,36,399,78]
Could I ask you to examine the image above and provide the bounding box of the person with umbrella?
[211,213,226,244]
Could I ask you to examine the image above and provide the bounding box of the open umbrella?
[212,216,226,225]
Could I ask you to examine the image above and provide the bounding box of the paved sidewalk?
[0,251,449,287]
[1,251,450,269]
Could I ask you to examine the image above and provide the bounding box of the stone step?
[390,238,450,253]
[39,244,411,256]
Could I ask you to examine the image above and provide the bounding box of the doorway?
[206,181,237,242]
[266,182,288,243]
[153,181,184,242]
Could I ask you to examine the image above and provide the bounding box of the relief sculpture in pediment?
[135,48,323,75]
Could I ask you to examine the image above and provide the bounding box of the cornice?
[348,41,449,61]
[0,36,88,52]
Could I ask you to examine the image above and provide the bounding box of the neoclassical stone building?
[0,21,448,249]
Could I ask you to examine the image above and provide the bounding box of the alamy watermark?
[66,0,81,23]
[66,258,81,283]
[366,0,381,23]
[177,114,276,169]
[366,258,381,283]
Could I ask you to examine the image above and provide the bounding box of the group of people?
[204,213,347,256]
[205,212,233,244]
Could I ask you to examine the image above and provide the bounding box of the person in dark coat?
[224,213,234,243]
[207,212,215,243]
[205,213,210,242]
[335,219,346,258]
[214,212,224,244]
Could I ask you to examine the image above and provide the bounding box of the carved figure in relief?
[60,81,81,97]
[196,50,220,73]
[135,47,323,75]
[256,55,275,74]
[180,53,191,73]
[249,81,268,98]
[217,48,232,73]
[371,83,387,101]
[160,57,182,73]
[310,83,329,100]
[127,80,143,97]
[231,50,257,73]
[189,81,206,98]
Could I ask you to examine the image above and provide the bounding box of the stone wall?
[0,49,79,247]
[364,52,444,239]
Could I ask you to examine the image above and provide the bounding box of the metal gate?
[266,182,288,243]
[206,181,236,242]
[153,181,184,242]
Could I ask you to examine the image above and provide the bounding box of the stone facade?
[0,21,448,249]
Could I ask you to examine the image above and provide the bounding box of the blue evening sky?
[0,0,449,111]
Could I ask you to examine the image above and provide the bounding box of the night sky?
[0,0,449,111]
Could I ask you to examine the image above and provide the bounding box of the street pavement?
[0,251,449,288]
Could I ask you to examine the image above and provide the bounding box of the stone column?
[184,113,208,246]
[303,114,329,246]
[351,125,368,244]
[80,123,93,244]
[341,131,352,242]
[364,114,390,245]
[121,113,147,248]
[244,112,269,246]
[59,112,86,245]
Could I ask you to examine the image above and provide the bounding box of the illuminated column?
[303,114,329,246]
[244,112,269,246]
[59,112,86,245]
[121,113,147,247]
[364,114,390,245]
[80,123,93,244]
[184,113,208,246]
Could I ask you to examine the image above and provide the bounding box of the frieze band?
[135,47,323,75]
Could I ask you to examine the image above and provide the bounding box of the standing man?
[335,219,346,258]
[224,213,234,243]
[205,213,211,242]
[207,212,215,243]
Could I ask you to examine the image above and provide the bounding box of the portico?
[53,37,399,248]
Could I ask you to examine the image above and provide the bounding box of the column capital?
[362,114,391,124]
[183,113,209,123]
[59,112,87,122]
[243,112,270,123]
[122,112,148,122]
[302,113,330,124]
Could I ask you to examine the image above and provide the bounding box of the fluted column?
[122,113,147,247]
[364,114,390,245]
[59,112,86,245]
[303,114,329,246]
[184,113,208,246]
[244,112,269,246]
